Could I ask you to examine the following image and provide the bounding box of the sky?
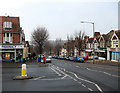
[0,0,119,41]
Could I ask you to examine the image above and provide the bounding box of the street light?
[80,21,95,64]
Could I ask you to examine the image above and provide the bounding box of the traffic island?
[13,76,33,80]
[13,64,33,80]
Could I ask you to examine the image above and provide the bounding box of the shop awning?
[85,50,93,52]
[85,50,105,52]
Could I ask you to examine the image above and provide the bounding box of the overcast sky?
[0,0,119,41]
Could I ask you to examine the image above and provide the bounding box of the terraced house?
[60,30,120,62]
[106,30,120,62]
[85,30,120,62]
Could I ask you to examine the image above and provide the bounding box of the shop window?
[2,53,5,59]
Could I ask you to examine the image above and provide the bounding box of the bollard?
[22,64,27,76]
[13,64,33,80]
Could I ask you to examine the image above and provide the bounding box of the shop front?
[0,45,24,62]
[111,51,120,62]
[107,48,120,62]
[85,49,92,57]
[1,50,15,62]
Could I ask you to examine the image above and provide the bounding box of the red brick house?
[0,16,25,62]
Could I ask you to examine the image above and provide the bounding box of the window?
[112,40,118,48]
[10,33,12,37]
[10,33,12,43]
[3,33,5,43]
[3,21,12,30]
[7,33,9,42]
[3,33,5,37]
[7,33,9,37]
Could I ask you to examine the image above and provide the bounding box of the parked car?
[73,56,84,62]
[88,56,98,60]
[55,56,59,59]
[65,56,70,60]
[83,56,88,60]
[49,56,52,59]
[46,56,51,63]
[69,56,74,61]
[59,56,65,60]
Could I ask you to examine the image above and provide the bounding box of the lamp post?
[80,21,95,64]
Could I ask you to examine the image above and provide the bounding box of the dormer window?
[3,21,12,30]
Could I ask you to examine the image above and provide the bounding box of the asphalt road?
[2,59,120,92]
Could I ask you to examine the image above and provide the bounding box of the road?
[2,59,120,92]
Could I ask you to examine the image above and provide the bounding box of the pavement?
[85,59,120,66]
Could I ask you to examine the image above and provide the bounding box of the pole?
[80,21,95,64]
[93,23,95,64]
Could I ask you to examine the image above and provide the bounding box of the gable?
[111,33,118,41]
[112,35,117,40]
[99,36,104,42]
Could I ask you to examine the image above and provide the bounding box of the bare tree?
[44,41,53,55]
[74,31,85,55]
[54,38,63,56]
[66,35,73,57]
[31,27,49,55]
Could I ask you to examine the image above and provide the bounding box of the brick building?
[0,16,25,62]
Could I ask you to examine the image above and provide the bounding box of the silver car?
[46,56,51,63]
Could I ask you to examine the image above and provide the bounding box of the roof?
[115,30,120,39]
[105,30,120,41]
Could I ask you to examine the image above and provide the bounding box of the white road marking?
[40,77,67,80]
[76,66,119,78]
[88,88,93,91]
[51,64,101,92]
[61,75,68,79]
[54,65,103,92]
[82,84,86,87]
[95,84,103,92]
[30,76,45,80]
[49,67,62,76]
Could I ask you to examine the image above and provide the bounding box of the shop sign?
[110,48,116,51]
[0,45,24,49]
[113,42,118,45]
